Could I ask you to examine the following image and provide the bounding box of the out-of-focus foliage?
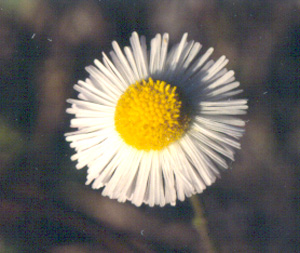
[0,0,299,252]
[0,119,24,168]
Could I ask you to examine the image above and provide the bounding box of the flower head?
[65,32,248,207]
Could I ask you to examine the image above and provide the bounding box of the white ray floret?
[65,32,248,207]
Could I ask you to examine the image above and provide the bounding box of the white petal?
[206,70,235,89]
[206,81,241,97]
[159,33,169,71]
[213,89,244,100]
[161,148,177,205]
[195,116,245,138]
[200,99,247,107]
[67,98,114,112]
[130,32,148,79]
[66,127,113,143]
[86,136,123,185]
[70,118,113,129]
[178,42,202,79]
[168,144,196,200]
[164,33,188,79]
[101,145,140,199]
[65,125,112,137]
[140,35,149,76]
[192,123,241,149]
[201,56,229,82]
[131,151,153,206]
[189,130,235,160]
[111,147,142,201]
[86,65,123,97]
[75,81,116,106]
[92,143,129,188]
[124,46,140,81]
[102,52,129,89]
[111,41,136,84]
[71,131,116,159]
[181,47,214,84]
[149,33,161,75]
[179,135,217,185]
[147,151,165,207]
[198,114,246,127]
[66,107,114,118]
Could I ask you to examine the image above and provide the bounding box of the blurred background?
[0,0,299,252]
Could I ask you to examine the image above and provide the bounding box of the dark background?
[0,0,299,252]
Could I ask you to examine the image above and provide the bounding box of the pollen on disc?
[114,78,190,151]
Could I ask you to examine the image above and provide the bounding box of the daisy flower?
[65,32,248,207]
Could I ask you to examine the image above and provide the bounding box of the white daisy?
[65,32,248,207]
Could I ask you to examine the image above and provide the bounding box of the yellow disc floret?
[114,78,190,151]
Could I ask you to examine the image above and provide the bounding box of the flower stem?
[190,195,215,252]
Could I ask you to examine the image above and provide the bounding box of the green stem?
[190,195,215,253]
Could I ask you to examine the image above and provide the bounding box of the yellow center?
[114,78,190,151]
